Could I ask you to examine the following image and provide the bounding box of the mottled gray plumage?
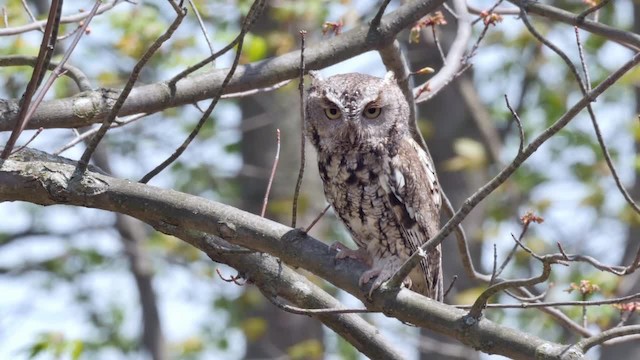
[305,71,443,300]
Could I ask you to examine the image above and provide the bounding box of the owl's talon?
[359,256,410,297]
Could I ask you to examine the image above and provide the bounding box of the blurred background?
[0,0,638,359]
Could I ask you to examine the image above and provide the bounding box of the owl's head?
[305,71,410,152]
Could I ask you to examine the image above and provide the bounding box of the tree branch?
[0,148,586,360]
[0,0,447,131]
[508,0,640,50]
[152,224,405,360]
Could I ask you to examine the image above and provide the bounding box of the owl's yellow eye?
[324,107,341,120]
[363,106,381,119]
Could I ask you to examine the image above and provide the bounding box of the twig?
[371,0,392,28]
[441,2,458,18]
[505,94,525,154]
[188,0,215,59]
[53,113,149,155]
[387,52,640,293]
[10,127,43,155]
[76,3,187,175]
[507,0,639,51]
[169,0,266,84]
[20,0,44,32]
[415,0,471,103]
[0,55,92,92]
[489,244,498,285]
[575,27,592,91]
[1,0,63,159]
[1,7,8,28]
[221,80,291,99]
[291,30,307,228]
[466,249,559,319]
[495,214,533,278]
[577,325,640,352]
[504,287,548,302]
[261,129,280,218]
[431,25,446,64]
[576,0,611,24]
[471,0,505,25]
[456,291,640,309]
[267,295,377,315]
[216,268,246,285]
[304,204,331,233]
[0,1,118,36]
[443,275,458,298]
[467,4,519,17]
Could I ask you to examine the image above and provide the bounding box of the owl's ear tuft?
[383,71,397,84]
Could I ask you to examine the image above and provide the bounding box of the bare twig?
[188,0,215,59]
[169,0,266,84]
[291,30,307,228]
[443,275,458,298]
[505,94,525,154]
[1,7,8,28]
[507,0,640,51]
[1,0,63,159]
[20,0,44,32]
[54,113,149,155]
[467,4,519,17]
[430,25,447,64]
[261,129,281,218]
[305,204,331,233]
[456,292,640,309]
[0,1,119,36]
[221,80,291,99]
[11,127,43,155]
[216,268,246,285]
[489,244,498,285]
[575,27,592,91]
[494,212,538,278]
[266,295,377,315]
[0,55,92,92]
[577,325,640,352]
[576,0,611,24]
[371,0,392,28]
[504,287,548,302]
[78,2,186,175]
[415,0,471,103]
[471,0,505,25]
[466,252,559,319]
[387,52,640,292]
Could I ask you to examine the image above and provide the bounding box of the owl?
[305,71,443,300]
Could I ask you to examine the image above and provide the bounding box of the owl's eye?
[324,106,341,120]
[363,105,381,119]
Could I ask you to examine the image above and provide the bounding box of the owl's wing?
[384,138,443,300]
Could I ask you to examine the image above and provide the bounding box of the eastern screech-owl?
[305,71,443,300]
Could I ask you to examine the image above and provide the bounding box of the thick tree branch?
[0,148,585,360]
[0,0,447,131]
[152,224,405,360]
